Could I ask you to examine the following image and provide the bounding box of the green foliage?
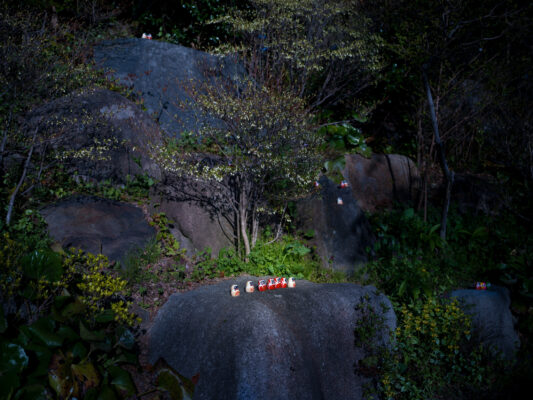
[136,0,233,48]
[150,213,185,257]
[0,244,139,399]
[120,238,163,283]
[211,0,383,106]
[380,297,492,400]
[198,235,329,281]
[319,122,372,157]
[154,77,324,256]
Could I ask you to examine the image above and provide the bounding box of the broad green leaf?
[24,344,52,378]
[97,385,118,400]
[53,294,72,310]
[60,298,86,319]
[71,360,100,393]
[108,366,136,397]
[13,384,48,400]
[154,359,195,399]
[57,325,79,342]
[29,317,62,347]
[0,342,28,374]
[48,351,76,399]
[79,321,105,342]
[345,134,361,146]
[72,342,88,360]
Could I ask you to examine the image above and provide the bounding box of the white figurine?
[230,284,240,297]
[288,277,296,288]
[337,197,344,205]
[245,281,255,293]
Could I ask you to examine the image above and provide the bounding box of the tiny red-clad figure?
[275,277,282,289]
[258,280,267,292]
[245,281,255,293]
[267,278,276,290]
[340,180,349,188]
[280,277,288,288]
[288,277,296,288]
[231,284,240,297]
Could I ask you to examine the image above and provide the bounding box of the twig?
[6,127,38,226]
[0,110,12,169]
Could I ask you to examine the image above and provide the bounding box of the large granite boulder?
[150,180,234,257]
[41,195,155,262]
[296,176,374,275]
[451,286,520,360]
[149,278,396,400]
[93,38,246,137]
[343,154,420,212]
[26,88,162,183]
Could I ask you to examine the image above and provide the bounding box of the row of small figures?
[231,277,296,297]
[314,180,349,189]
[141,33,153,39]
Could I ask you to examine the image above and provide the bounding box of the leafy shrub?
[380,297,490,400]
[120,238,163,284]
[0,244,139,399]
[198,235,326,281]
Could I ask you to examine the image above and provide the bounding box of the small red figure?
[258,280,267,292]
[275,277,282,289]
[267,278,276,290]
[340,180,349,188]
[280,277,288,288]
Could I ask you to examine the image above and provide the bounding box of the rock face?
[343,154,420,212]
[27,88,162,183]
[451,286,520,360]
[296,176,374,275]
[149,278,396,400]
[41,195,155,262]
[150,188,234,257]
[93,38,246,137]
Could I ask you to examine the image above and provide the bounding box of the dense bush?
[0,234,139,399]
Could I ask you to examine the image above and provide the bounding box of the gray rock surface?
[26,88,162,183]
[149,278,396,400]
[149,184,234,257]
[343,154,420,212]
[451,286,520,360]
[296,176,374,275]
[41,195,155,262]
[93,38,246,137]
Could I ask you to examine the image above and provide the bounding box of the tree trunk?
[239,187,251,258]
[6,128,38,226]
[251,203,259,248]
[422,67,454,240]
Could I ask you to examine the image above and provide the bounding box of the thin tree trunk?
[0,110,12,170]
[422,67,454,240]
[6,128,38,226]
[239,186,251,258]
[251,203,259,249]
